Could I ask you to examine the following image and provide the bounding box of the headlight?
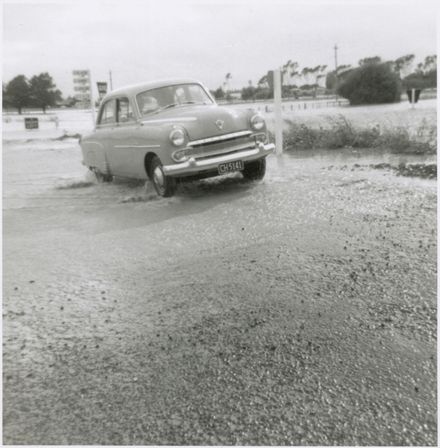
[169,128,186,146]
[251,114,265,131]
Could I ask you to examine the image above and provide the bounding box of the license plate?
[218,160,244,174]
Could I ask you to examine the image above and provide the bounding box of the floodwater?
[3,137,435,209]
[3,137,437,445]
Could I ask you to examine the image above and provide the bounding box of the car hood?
[141,104,252,141]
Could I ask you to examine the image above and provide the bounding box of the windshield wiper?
[155,103,178,113]
[154,101,206,114]
[181,101,211,106]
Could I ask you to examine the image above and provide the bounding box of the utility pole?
[109,70,113,91]
[334,44,338,71]
[334,44,339,100]
[88,70,95,125]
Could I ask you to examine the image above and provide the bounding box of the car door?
[94,99,117,174]
[108,97,148,178]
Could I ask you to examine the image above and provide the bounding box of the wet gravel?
[2,142,437,445]
[365,162,437,179]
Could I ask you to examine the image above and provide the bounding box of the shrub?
[282,86,298,99]
[241,86,256,101]
[254,88,272,100]
[337,63,401,105]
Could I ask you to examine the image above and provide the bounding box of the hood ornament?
[215,119,224,130]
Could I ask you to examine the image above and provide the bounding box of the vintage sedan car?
[80,78,275,197]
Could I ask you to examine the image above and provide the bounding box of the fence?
[227,97,349,114]
[254,99,349,113]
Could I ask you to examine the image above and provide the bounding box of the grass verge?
[276,115,437,154]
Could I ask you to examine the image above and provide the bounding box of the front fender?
[137,122,180,166]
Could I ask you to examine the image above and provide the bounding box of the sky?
[2,0,438,97]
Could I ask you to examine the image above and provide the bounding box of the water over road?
[3,138,437,445]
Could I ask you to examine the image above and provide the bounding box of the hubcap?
[153,166,165,193]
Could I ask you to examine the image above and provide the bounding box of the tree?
[257,75,268,88]
[393,54,415,78]
[316,65,327,86]
[2,83,9,109]
[64,95,79,107]
[282,60,299,86]
[300,67,313,85]
[212,87,225,99]
[4,75,30,114]
[403,71,436,89]
[403,55,437,89]
[336,65,352,75]
[422,55,437,73]
[325,71,338,90]
[358,56,381,66]
[241,86,256,100]
[29,72,62,113]
[337,62,401,105]
[307,65,327,96]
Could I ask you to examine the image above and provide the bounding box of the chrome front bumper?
[162,142,275,177]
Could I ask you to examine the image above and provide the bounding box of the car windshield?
[136,83,213,116]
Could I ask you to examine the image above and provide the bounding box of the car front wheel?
[150,156,177,197]
[242,158,266,181]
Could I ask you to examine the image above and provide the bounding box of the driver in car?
[140,96,159,114]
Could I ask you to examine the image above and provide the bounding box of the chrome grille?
[187,130,255,159]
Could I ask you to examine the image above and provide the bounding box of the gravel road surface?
[3,139,437,445]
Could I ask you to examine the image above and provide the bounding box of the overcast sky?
[2,0,438,97]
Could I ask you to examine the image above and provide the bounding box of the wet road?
[3,138,437,445]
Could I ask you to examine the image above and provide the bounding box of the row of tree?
[3,73,62,114]
[327,54,437,88]
[4,54,437,112]
[215,53,436,104]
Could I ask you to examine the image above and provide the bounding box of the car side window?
[98,99,116,125]
[117,97,135,123]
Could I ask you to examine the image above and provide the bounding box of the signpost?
[406,88,421,109]
[72,69,95,124]
[24,117,39,130]
[97,82,108,101]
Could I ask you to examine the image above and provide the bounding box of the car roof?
[103,78,204,100]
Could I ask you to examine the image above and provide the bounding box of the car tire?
[242,158,266,181]
[93,168,113,183]
[150,156,177,197]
